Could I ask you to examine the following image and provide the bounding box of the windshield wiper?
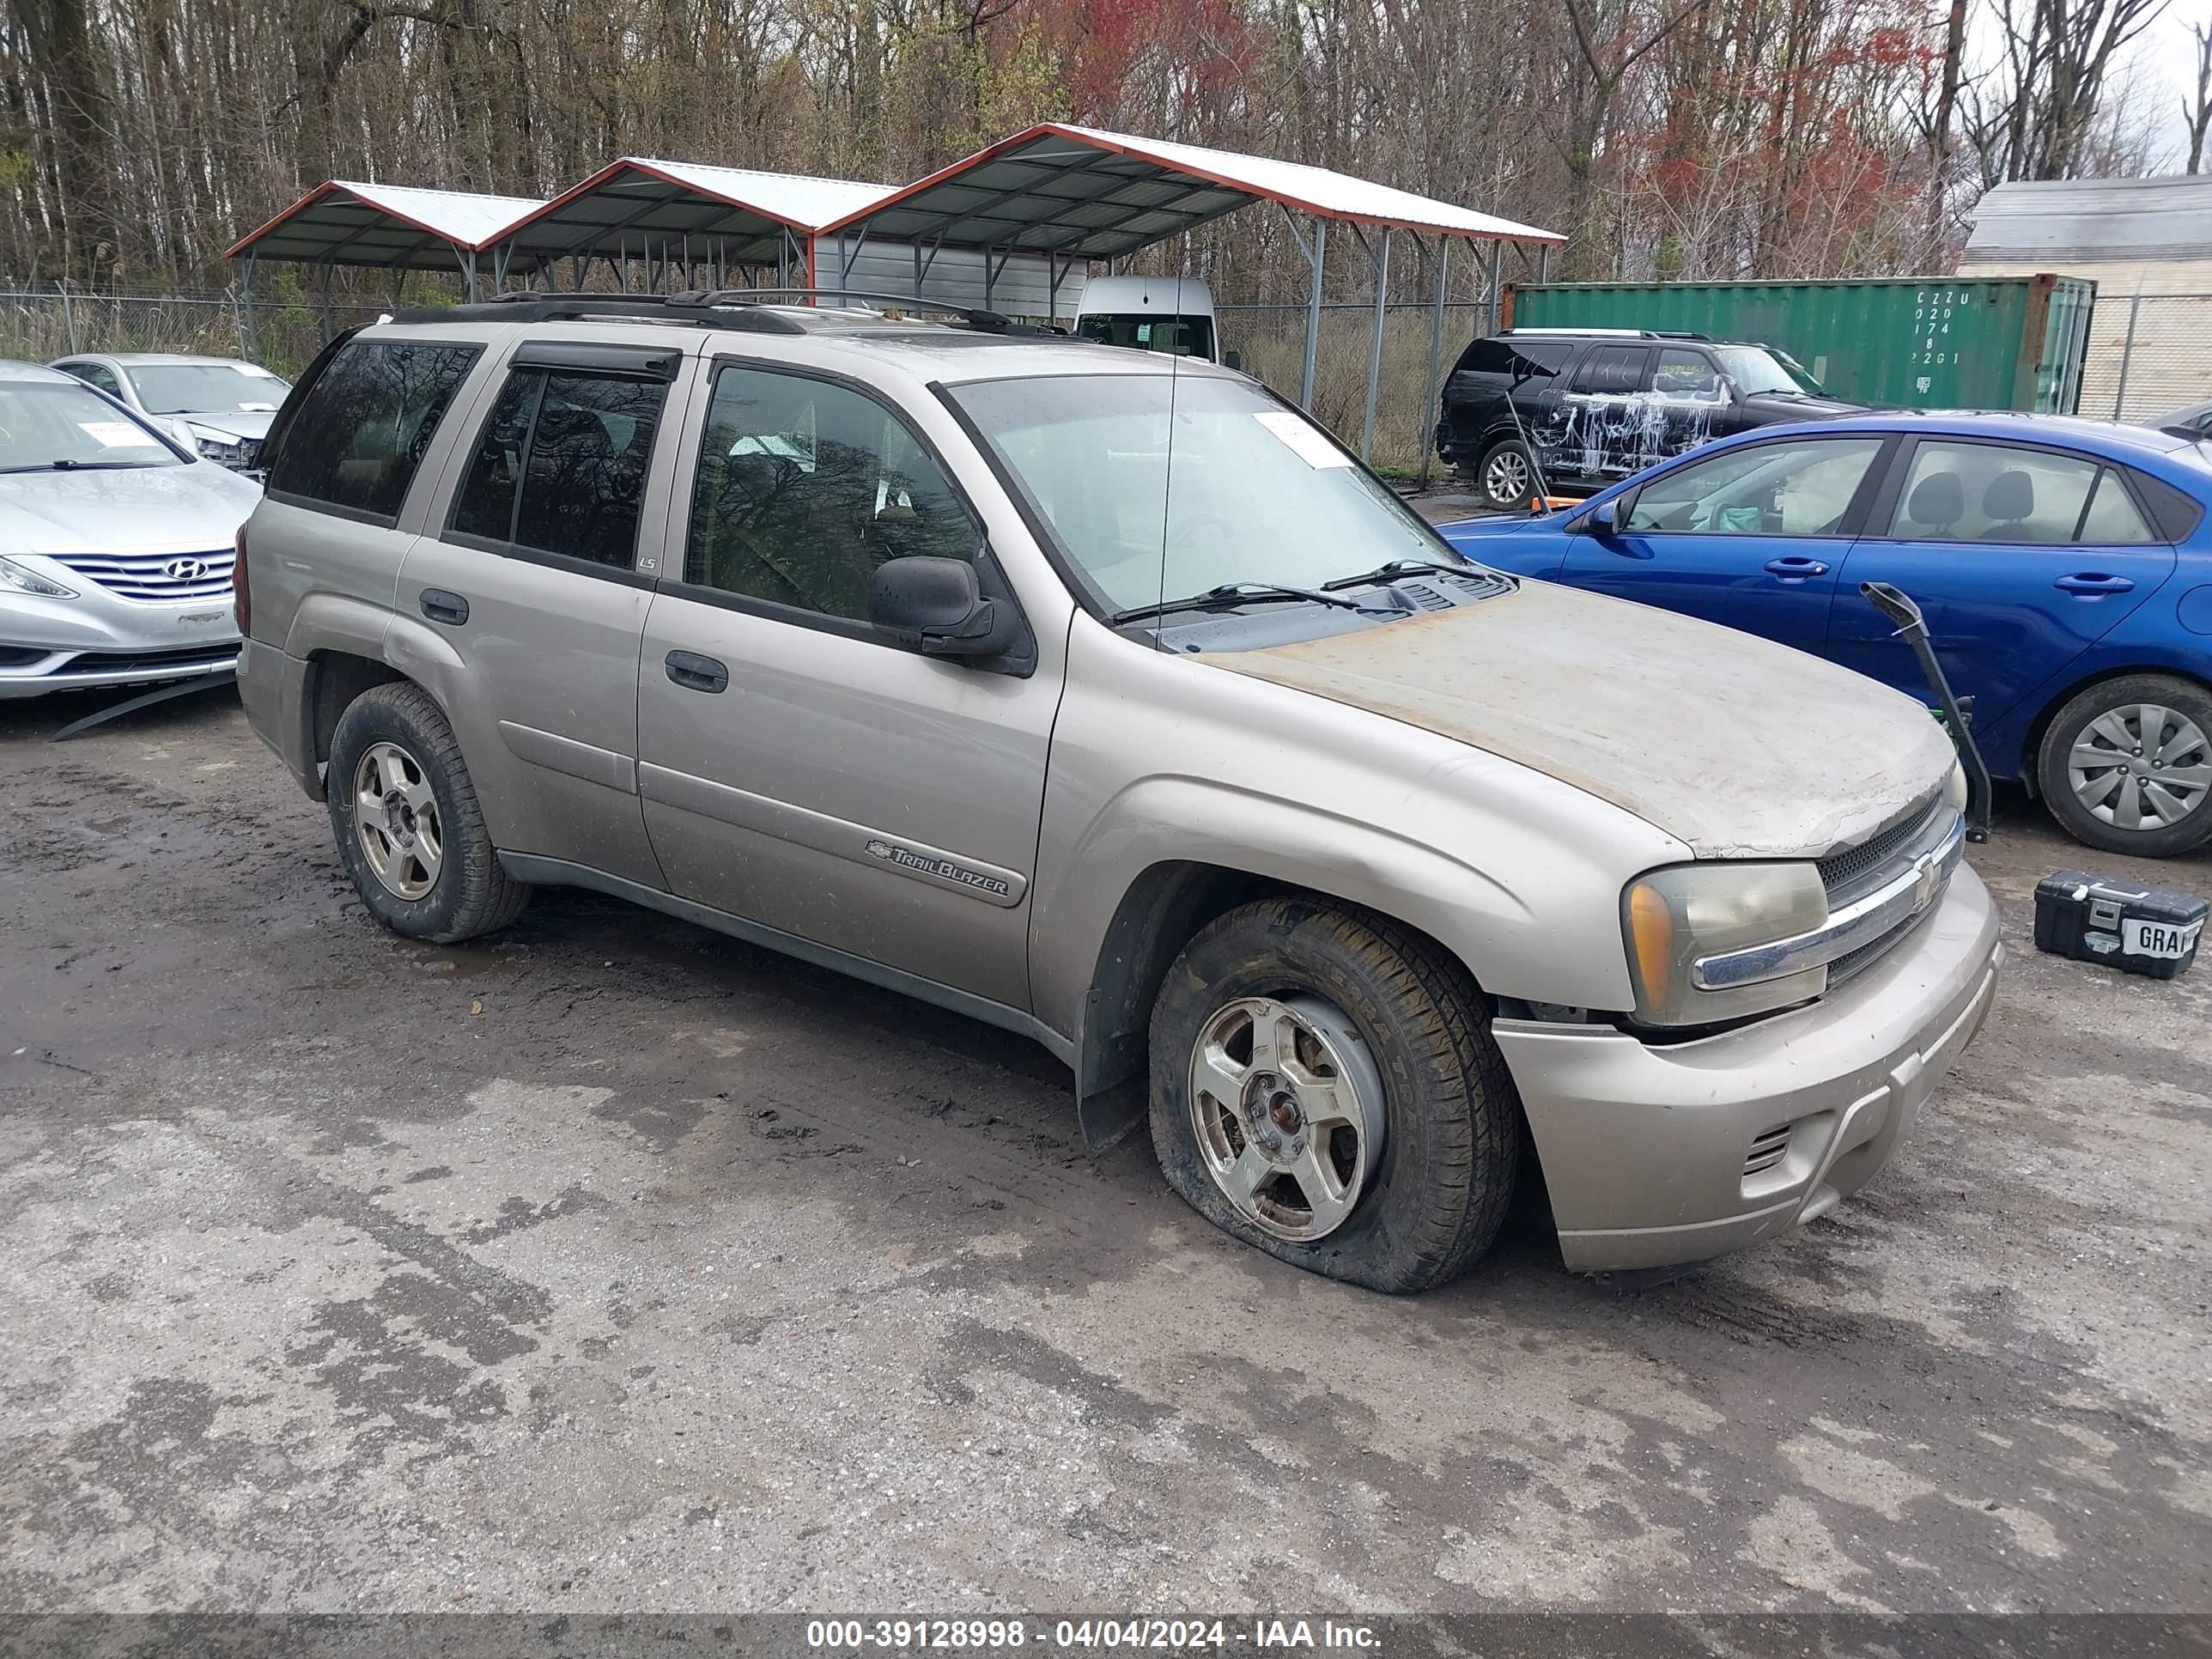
[1320,557,1475,592]
[1111,581,1373,626]
[0,459,156,474]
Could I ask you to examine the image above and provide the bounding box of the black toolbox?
[2033,870,2208,980]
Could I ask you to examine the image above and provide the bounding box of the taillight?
[233,522,250,637]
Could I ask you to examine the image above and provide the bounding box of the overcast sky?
[2131,4,2205,170]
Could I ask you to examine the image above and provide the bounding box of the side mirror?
[1223,349,1243,373]
[1583,499,1620,537]
[869,556,1014,659]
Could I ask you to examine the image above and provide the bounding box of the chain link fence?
[0,283,389,379]
[2089,292,2212,423]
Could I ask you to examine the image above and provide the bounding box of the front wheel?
[2036,674,2212,858]
[1147,896,1521,1293]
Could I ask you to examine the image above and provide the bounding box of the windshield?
[1713,345,1821,396]
[949,374,1450,615]
[1074,314,1216,361]
[0,382,183,471]
[125,363,289,415]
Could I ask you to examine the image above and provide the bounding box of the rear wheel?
[327,681,530,941]
[2036,673,2212,858]
[1474,437,1536,511]
[1147,896,1520,1294]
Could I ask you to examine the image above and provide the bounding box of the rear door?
[1831,436,2179,725]
[1556,432,1892,656]
[1540,343,1654,489]
[394,339,682,890]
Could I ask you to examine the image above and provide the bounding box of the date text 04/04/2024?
[804,1620,1382,1650]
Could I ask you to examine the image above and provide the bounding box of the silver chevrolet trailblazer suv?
[237,294,2002,1292]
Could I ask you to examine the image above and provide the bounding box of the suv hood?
[1740,392,1866,420]
[0,462,260,553]
[1216,579,1957,859]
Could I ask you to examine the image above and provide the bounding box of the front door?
[1558,432,1892,657]
[635,359,1060,1013]
[1831,437,2179,726]
[395,343,681,890]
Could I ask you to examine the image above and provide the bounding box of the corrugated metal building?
[1959,175,2212,420]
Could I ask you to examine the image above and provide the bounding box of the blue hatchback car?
[1440,412,2212,859]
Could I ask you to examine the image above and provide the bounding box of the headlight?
[1623,860,1829,1027]
[1942,758,1968,816]
[194,434,247,466]
[0,556,76,599]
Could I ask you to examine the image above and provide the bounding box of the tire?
[1474,437,1536,511]
[1147,895,1521,1294]
[326,681,530,942]
[2035,673,2212,859]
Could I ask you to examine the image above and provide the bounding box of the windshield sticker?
[1253,411,1352,469]
[76,421,147,447]
[238,402,278,411]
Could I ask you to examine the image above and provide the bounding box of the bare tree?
[2186,19,2210,173]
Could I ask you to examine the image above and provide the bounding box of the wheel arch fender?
[2018,656,2212,794]
[1051,775,1614,1146]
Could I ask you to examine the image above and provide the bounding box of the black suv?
[1436,330,1867,509]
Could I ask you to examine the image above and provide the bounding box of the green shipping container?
[1501,274,2097,413]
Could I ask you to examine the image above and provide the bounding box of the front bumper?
[1,574,240,701]
[1495,865,2002,1273]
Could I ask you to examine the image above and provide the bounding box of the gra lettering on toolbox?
[865,837,1012,898]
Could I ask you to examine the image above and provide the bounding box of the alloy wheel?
[1187,993,1386,1243]
[1484,448,1530,506]
[352,740,445,900]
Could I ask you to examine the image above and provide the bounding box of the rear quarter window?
[264,337,482,524]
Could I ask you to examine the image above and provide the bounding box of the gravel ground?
[1,685,2207,1615]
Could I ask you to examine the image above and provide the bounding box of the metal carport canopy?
[224,181,545,289]
[489,158,897,289]
[815,122,1563,457]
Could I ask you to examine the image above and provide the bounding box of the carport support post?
[238,256,259,362]
[1486,240,1503,335]
[1419,239,1449,487]
[1358,226,1391,464]
[57,277,78,354]
[1300,218,1327,413]
[2114,288,2143,419]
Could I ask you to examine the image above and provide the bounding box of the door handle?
[419,588,469,626]
[1764,556,1829,579]
[2054,573,2134,595]
[664,650,728,694]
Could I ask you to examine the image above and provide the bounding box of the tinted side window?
[448,369,666,570]
[683,366,975,624]
[1653,348,1720,397]
[1453,339,1516,376]
[265,340,480,521]
[64,362,123,397]
[1571,345,1650,394]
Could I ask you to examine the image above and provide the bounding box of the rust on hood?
[1214,579,1959,859]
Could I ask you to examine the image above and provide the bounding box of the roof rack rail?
[387,293,808,334]
[691,288,1071,337]
[384,289,1069,338]
[1504,326,1712,341]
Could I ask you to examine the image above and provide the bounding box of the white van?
[1073,276,1230,366]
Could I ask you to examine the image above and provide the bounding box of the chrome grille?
[44,548,234,603]
[1819,795,1945,902]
